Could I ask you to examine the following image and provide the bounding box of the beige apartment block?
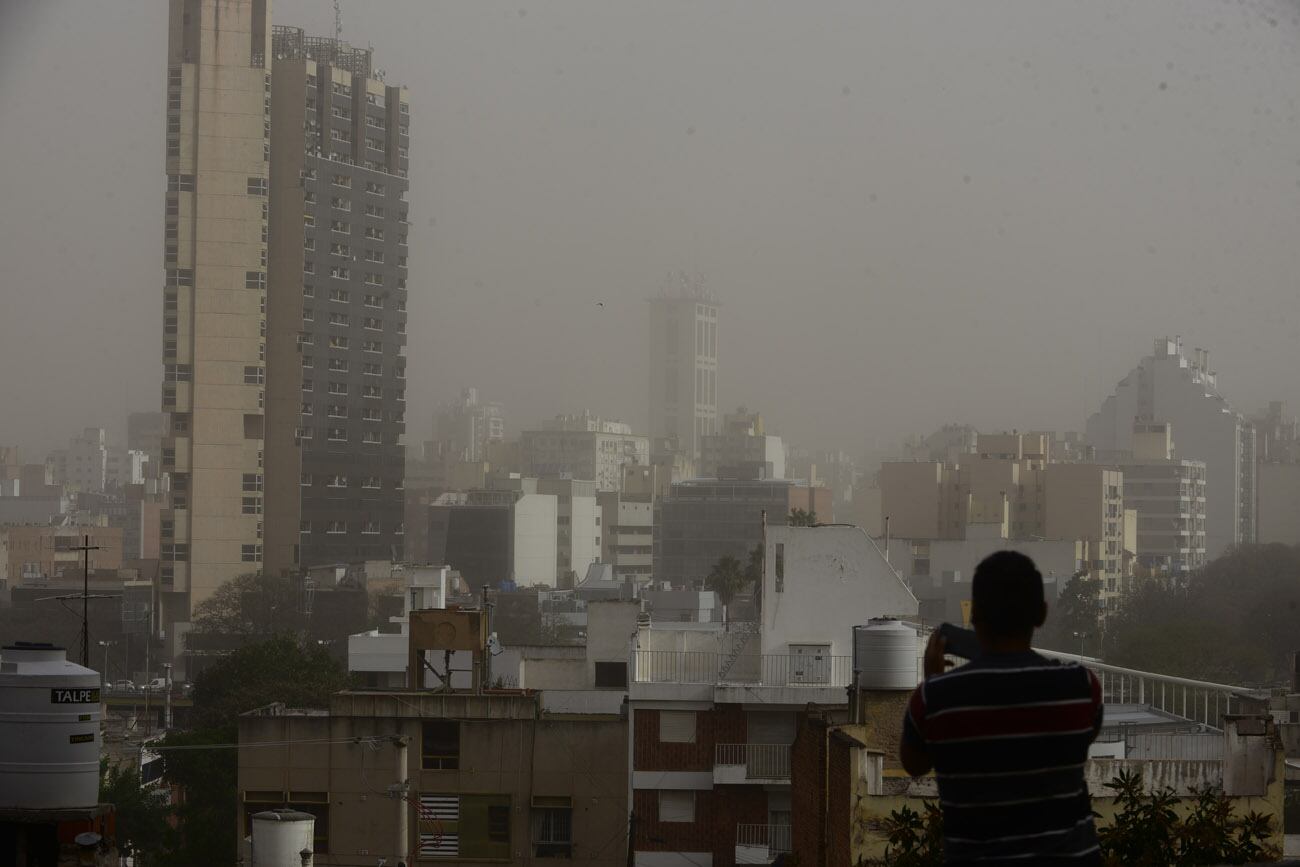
[1044,463,1127,607]
[160,0,271,642]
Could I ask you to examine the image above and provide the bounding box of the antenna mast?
[333,0,343,43]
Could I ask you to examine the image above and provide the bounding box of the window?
[302,355,314,369]
[532,799,572,859]
[329,265,350,279]
[246,271,266,289]
[364,272,384,286]
[362,339,382,353]
[365,203,386,218]
[327,404,347,418]
[364,249,385,263]
[331,173,351,187]
[363,362,382,376]
[365,226,385,240]
[327,427,347,441]
[300,473,313,486]
[658,790,695,823]
[168,174,196,192]
[329,335,350,350]
[362,431,381,444]
[328,358,349,372]
[593,661,627,689]
[363,316,382,330]
[330,196,350,211]
[422,721,459,770]
[329,288,350,303]
[303,308,315,323]
[364,293,383,308]
[164,364,192,382]
[328,381,348,395]
[659,710,696,743]
[362,521,380,535]
[246,177,268,196]
[326,474,348,488]
[242,473,263,492]
[241,496,262,515]
[365,180,386,194]
[329,242,351,257]
[326,520,346,534]
[362,408,382,422]
[362,475,381,489]
[330,219,350,233]
[300,521,311,534]
[162,543,189,562]
[363,384,382,399]
[243,366,265,384]
[241,544,262,562]
[302,378,314,392]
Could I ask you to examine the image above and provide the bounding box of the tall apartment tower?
[648,277,719,464]
[1086,337,1256,557]
[159,0,272,631]
[262,27,410,574]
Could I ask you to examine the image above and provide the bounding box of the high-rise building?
[521,412,649,492]
[262,27,411,575]
[159,0,271,634]
[432,387,505,464]
[700,407,785,480]
[648,276,718,463]
[1086,337,1256,556]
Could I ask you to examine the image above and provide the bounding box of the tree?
[100,758,170,864]
[707,555,749,609]
[788,508,818,527]
[1036,573,1100,654]
[157,636,352,867]
[191,572,306,637]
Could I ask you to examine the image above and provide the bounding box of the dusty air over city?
[0,2,1298,865]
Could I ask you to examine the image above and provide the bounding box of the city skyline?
[3,1,1300,458]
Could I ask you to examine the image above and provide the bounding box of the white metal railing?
[736,823,792,855]
[716,744,791,780]
[633,650,853,687]
[1036,649,1266,731]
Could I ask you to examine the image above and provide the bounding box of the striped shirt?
[902,651,1104,864]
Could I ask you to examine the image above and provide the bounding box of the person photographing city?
[899,551,1104,865]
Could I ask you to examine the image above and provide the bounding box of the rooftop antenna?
[333,0,343,43]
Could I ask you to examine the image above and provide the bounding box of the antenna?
[333,0,343,43]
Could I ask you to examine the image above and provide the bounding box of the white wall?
[513,493,558,585]
[569,492,601,578]
[760,525,917,658]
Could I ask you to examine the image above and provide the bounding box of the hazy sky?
[2,0,1299,460]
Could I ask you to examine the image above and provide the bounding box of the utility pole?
[72,535,102,667]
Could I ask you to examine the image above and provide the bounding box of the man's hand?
[923,630,951,679]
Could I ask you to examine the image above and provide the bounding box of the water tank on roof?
[854,619,918,690]
[252,809,316,866]
[0,642,103,809]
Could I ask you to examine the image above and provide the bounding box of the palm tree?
[706,555,748,609]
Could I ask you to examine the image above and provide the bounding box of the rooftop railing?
[632,650,852,687]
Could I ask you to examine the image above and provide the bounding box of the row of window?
[299,404,402,423]
[300,356,403,376]
[297,427,395,444]
[301,474,391,488]
[301,380,399,399]
[300,520,398,535]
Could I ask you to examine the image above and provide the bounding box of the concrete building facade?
[158,0,271,636]
[428,488,559,588]
[1086,337,1256,556]
[699,408,785,481]
[522,413,650,493]
[598,465,656,584]
[648,282,719,464]
[262,27,410,576]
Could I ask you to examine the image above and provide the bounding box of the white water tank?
[854,619,919,690]
[252,809,316,866]
[0,642,103,809]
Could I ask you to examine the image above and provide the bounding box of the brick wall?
[827,732,855,867]
[633,786,767,866]
[633,704,749,771]
[859,690,910,771]
[790,714,827,865]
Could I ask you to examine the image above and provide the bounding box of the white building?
[1086,337,1256,556]
[628,524,917,867]
[1117,422,1208,578]
[648,279,719,463]
[106,448,150,490]
[348,566,453,688]
[428,486,559,588]
[522,413,650,492]
[536,477,601,583]
[598,465,656,584]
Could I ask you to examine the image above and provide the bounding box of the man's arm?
[900,727,933,777]
[898,631,947,776]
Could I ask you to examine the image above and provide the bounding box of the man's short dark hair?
[971,551,1044,636]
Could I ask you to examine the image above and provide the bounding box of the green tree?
[157,636,352,866]
[788,508,818,527]
[707,555,749,609]
[1036,573,1100,654]
[100,758,170,864]
[191,572,306,637]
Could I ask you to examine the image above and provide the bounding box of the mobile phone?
[938,622,982,660]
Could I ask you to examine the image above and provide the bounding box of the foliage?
[155,636,353,866]
[1097,769,1278,866]
[875,772,1277,866]
[1102,543,1300,684]
[191,572,306,637]
[706,554,749,608]
[880,802,944,866]
[1036,572,1100,654]
[788,507,818,526]
[100,757,171,863]
[189,633,351,728]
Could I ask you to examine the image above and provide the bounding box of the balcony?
[735,824,792,864]
[715,744,790,784]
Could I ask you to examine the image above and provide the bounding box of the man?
[900,550,1103,865]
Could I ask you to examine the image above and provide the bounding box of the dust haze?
[2,0,1299,454]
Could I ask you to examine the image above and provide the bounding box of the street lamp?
[1071,631,1089,661]
[96,640,116,689]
